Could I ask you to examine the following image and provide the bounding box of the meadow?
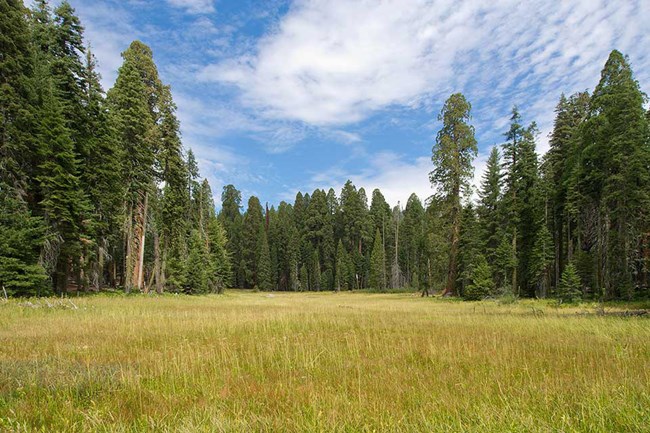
[1,291,649,432]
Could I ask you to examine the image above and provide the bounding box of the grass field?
[1,291,649,432]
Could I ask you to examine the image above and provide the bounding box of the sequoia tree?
[430,93,477,296]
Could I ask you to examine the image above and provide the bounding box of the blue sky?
[55,0,650,207]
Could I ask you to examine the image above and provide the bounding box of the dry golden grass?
[1,291,649,432]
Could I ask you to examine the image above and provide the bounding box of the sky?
[43,0,650,208]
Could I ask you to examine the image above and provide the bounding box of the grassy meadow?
[0,291,649,432]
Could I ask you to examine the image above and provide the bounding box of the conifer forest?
[2,1,650,301]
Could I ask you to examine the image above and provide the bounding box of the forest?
[2,0,650,301]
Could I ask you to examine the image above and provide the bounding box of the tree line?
[2,1,649,300]
[219,49,650,302]
[1,0,229,296]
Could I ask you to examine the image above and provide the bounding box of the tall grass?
[1,292,648,432]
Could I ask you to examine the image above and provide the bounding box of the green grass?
[1,291,649,432]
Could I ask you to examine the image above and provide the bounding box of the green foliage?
[464,254,495,301]
[1,0,36,193]
[335,239,349,291]
[257,225,272,290]
[430,93,477,296]
[478,146,502,267]
[207,217,231,293]
[578,50,650,299]
[530,223,554,298]
[557,263,582,303]
[430,93,478,197]
[241,196,264,289]
[501,107,540,296]
[0,187,49,296]
[185,229,208,294]
[369,229,386,291]
[299,264,308,292]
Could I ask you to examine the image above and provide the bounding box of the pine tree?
[219,184,243,287]
[50,1,87,154]
[107,41,157,292]
[81,47,122,290]
[304,189,333,283]
[430,93,477,296]
[158,87,189,291]
[423,198,450,294]
[579,50,650,298]
[546,92,590,290]
[458,203,481,295]
[34,70,88,293]
[501,106,540,296]
[369,189,393,284]
[494,233,516,295]
[557,262,582,303]
[400,194,426,287]
[185,229,208,294]
[478,146,502,270]
[369,228,386,290]
[241,196,264,288]
[0,187,49,296]
[1,0,36,195]
[464,254,494,301]
[530,223,554,298]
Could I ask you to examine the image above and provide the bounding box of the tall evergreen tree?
[34,69,88,292]
[241,196,264,288]
[547,92,590,290]
[219,184,243,287]
[579,50,650,298]
[107,41,158,292]
[501,106,540,296]
[400,194,426,287]
[478,146,502,273]
[1,0,36,195]
[430,93,477,296]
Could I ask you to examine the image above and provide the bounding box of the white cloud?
[72,2,138,89]
[200,0,650,142]
[167,0,215,14]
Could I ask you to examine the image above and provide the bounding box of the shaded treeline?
[1,1,229,296]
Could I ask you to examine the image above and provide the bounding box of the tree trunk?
[153,230,163,294]
[124,205,134,293]
[136,191,148,291]
[512,227,518,296]
[443,193,460,297]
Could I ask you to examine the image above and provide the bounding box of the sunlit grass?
[1,291,648,432]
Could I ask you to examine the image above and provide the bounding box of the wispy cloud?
[71,1,139,88]
[200,0,649,138]
[167,0,215,15]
